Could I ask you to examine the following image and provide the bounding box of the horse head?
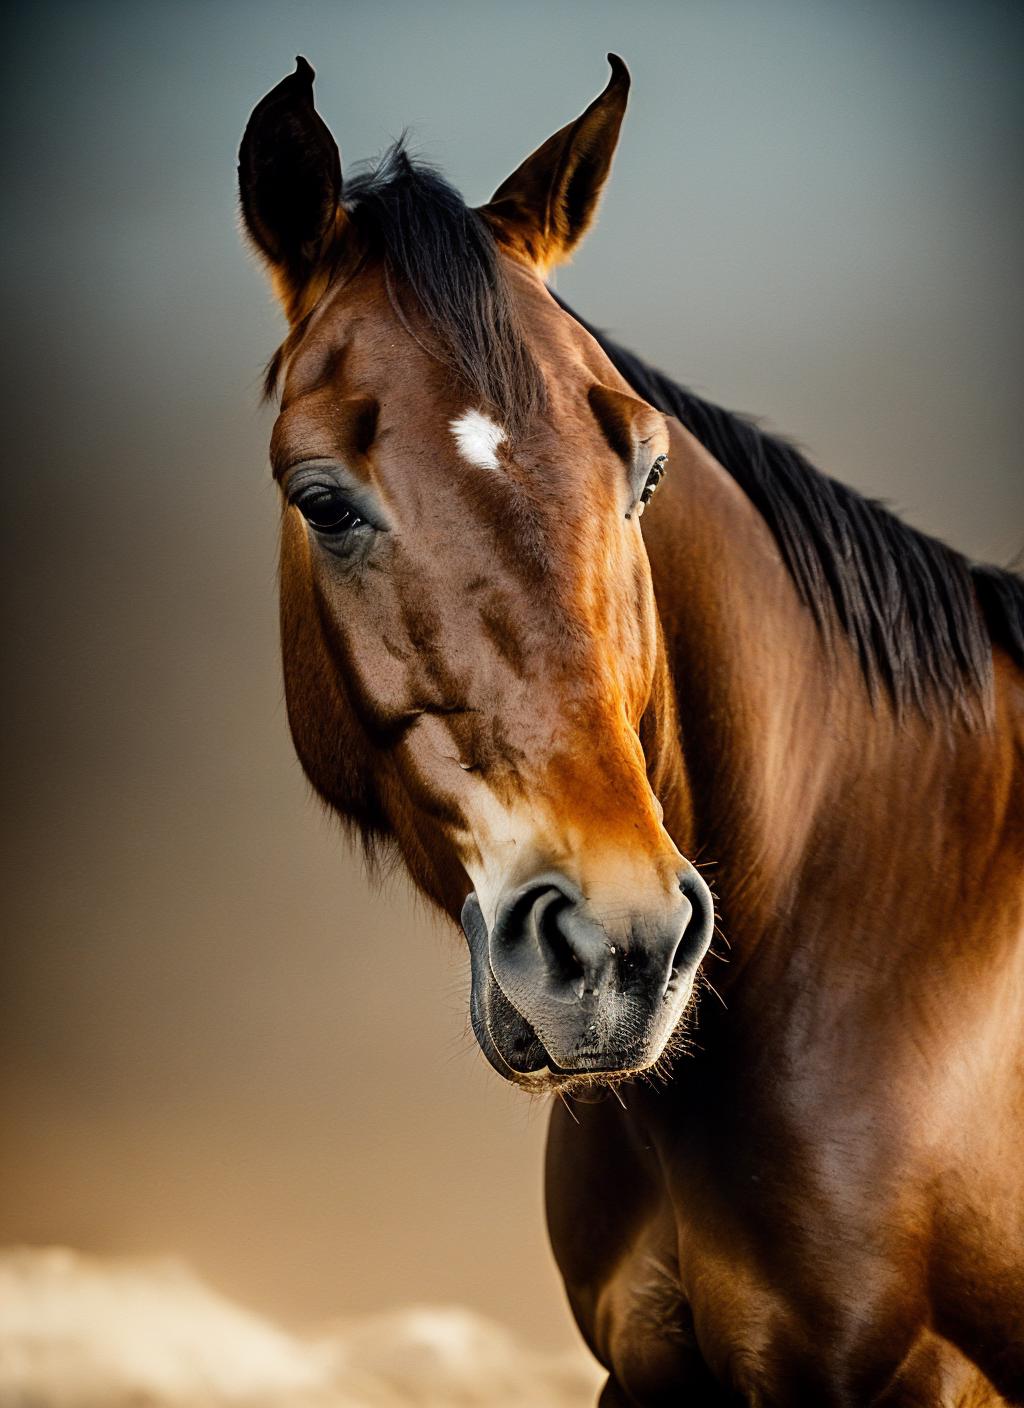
[238,56,714,1089]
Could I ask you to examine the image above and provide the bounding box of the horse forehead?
[450,410,506,469]
[280,269,428,393]
[287,259,598,400]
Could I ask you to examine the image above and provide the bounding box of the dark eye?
[293,485,365,534]
[638,455,668,512]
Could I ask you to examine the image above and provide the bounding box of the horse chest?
[553,1085,937,1404]
[551,1099,811,1402]
[559,1079,1020,1406]
[593,1205,792,1405]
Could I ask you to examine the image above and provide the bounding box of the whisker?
[702,977,728,1010]
[558,1091,581,1125]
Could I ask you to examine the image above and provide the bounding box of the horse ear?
[479,54,630,275]
[238,57,345,321]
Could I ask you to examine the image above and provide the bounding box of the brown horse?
[238,56,1024,1406]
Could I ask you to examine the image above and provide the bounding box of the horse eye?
[637,455,668,513]
[293,485,365,533]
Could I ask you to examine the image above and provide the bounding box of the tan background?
[2,0,1022,1351]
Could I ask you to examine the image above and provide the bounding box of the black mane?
[266,143,545,436]
[343,144,545,439]
[270,148,1024,719]
[558,293,1024,719]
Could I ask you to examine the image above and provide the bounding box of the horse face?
[241,58,714,1087]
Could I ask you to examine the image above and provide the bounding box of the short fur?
[240,58,1024,1405]
[266,149,1024,718]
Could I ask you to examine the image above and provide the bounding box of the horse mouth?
[461,887,701,1091]
[482,1019,641,1092]
[469,948,672,1092]
[486,1019,655,1095]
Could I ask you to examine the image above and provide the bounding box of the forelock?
[264,142,546,440]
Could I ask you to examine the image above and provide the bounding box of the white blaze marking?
[450,410,505,470]
[453,777,677,934]
[407,717,683,933]
[457,787,540,931]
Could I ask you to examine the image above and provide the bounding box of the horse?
[237,55,1024,1406]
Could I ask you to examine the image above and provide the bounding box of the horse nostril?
[498,882,584,983]
[533,890,585,985]
[489,867,714,1017]
[493,875,610,997]
[674,868,715,971]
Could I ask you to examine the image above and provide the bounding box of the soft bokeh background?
[2,0,1021,1363]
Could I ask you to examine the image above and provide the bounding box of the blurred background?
[1,0,1021,1388]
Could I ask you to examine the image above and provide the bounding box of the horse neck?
[644,421,1019,989]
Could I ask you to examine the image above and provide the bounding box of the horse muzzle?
[460,867,714,1083]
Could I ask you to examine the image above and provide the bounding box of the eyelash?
[292,484,366,533]
[636,455,667,515]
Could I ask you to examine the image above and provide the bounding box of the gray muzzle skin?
[461,868,714,1078]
